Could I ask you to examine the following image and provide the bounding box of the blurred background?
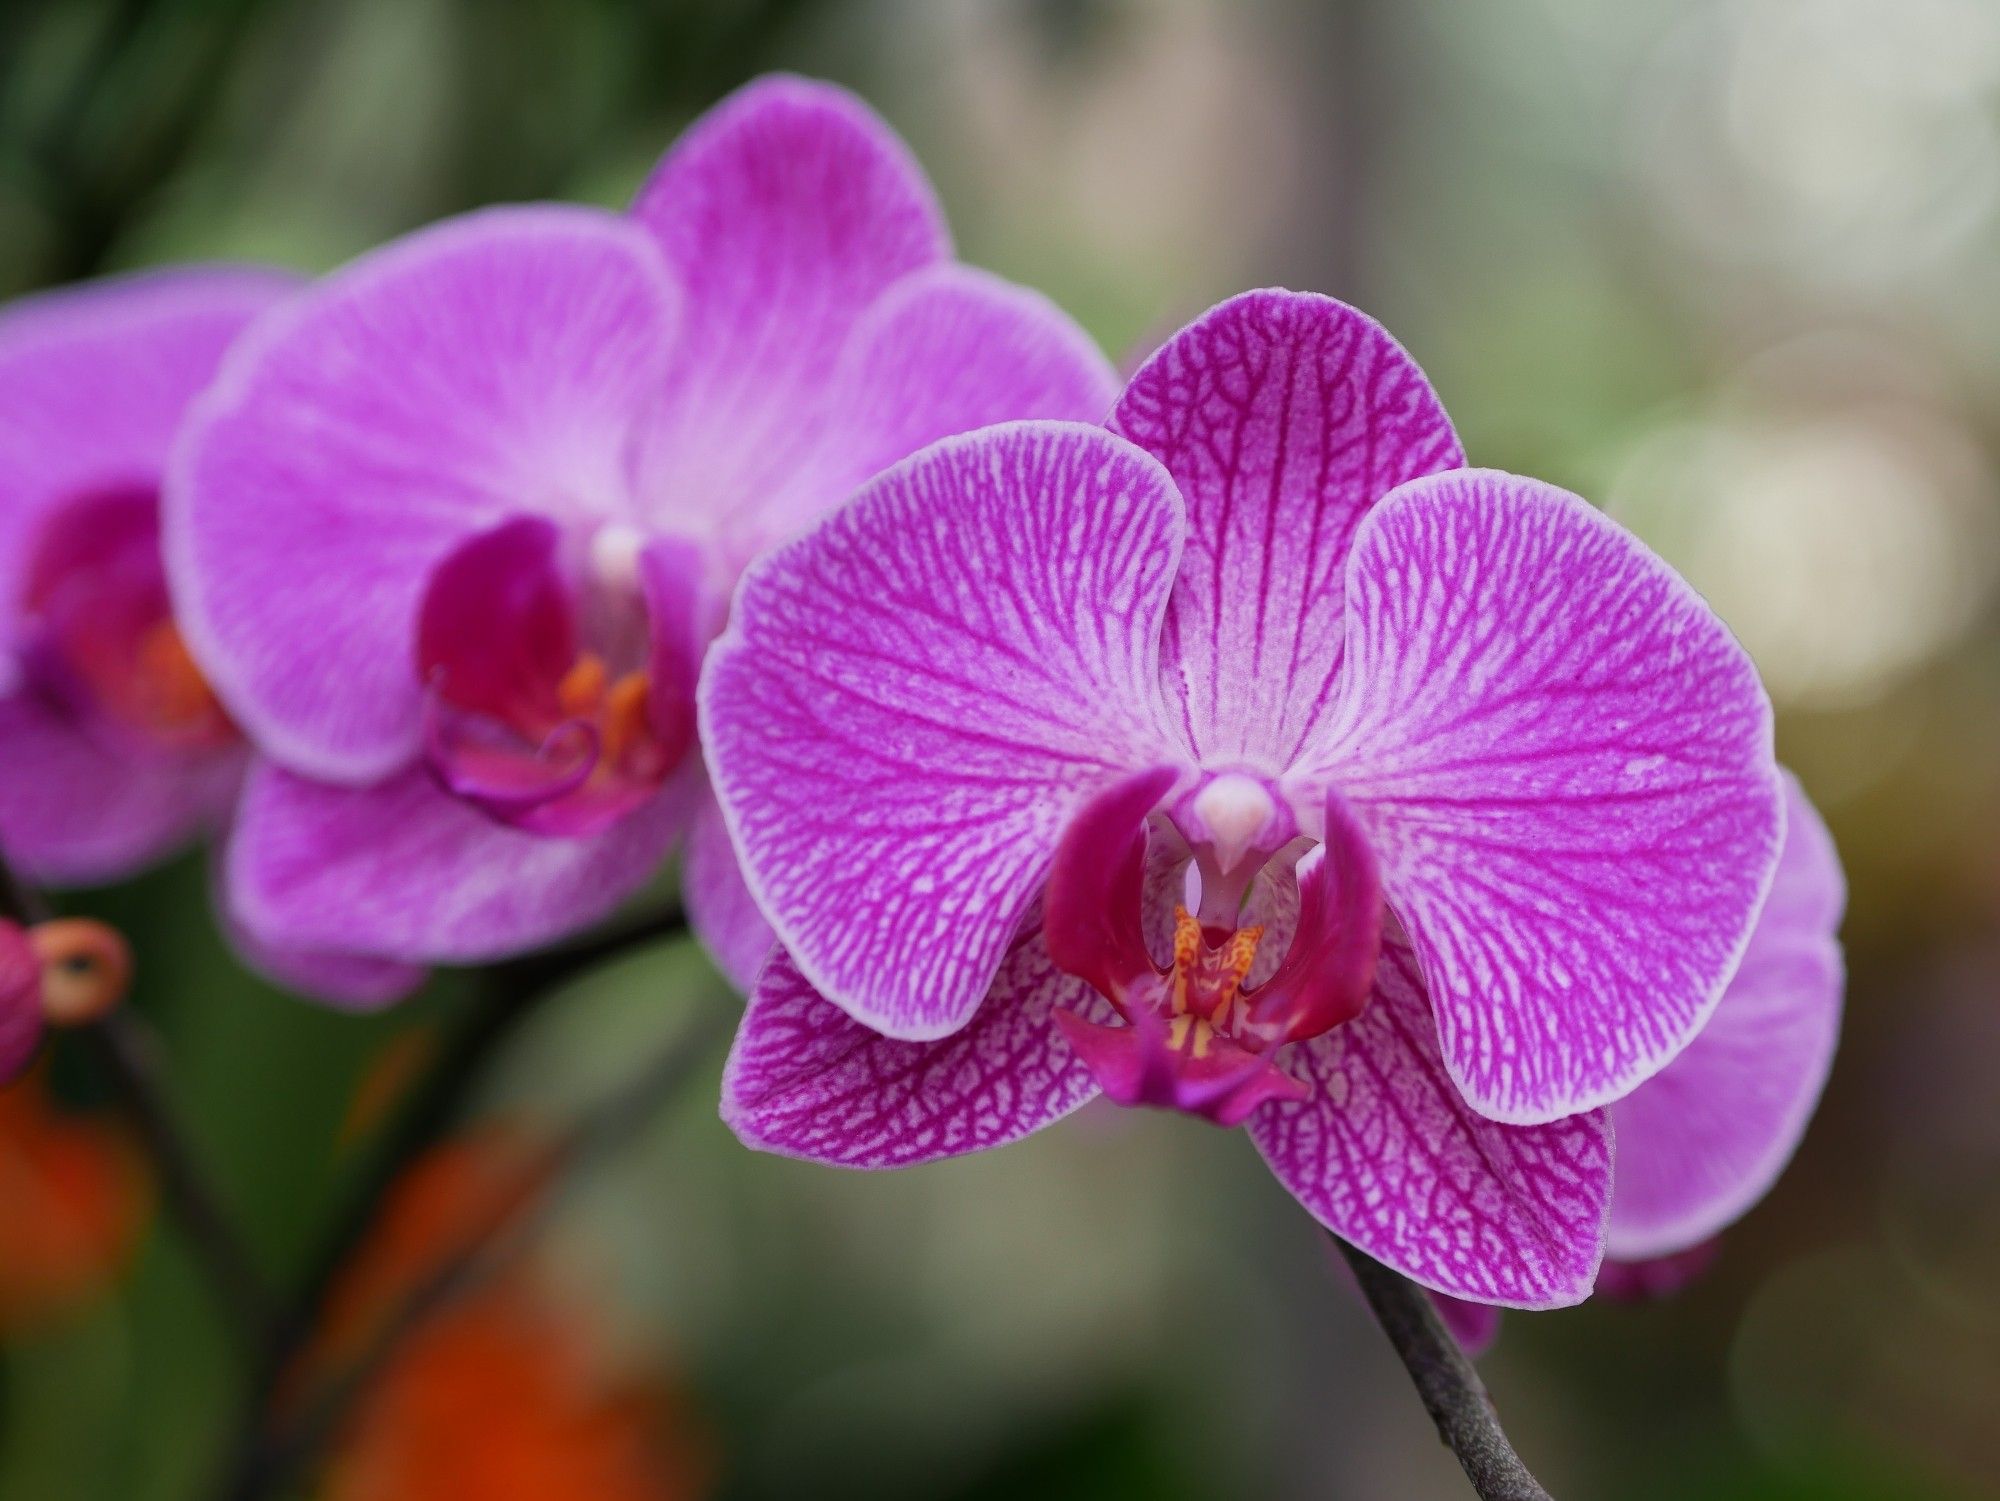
[3,0,1998,1497]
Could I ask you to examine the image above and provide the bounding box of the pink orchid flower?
[705,289,1789,1307]
[166,76,1117,985]
[0,270,420,1007]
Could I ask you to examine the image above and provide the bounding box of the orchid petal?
[226,759,688,965]
[740,264,1119,557]
[633,75,947,529]
[416,516,576,731]
[167,207,681,783]
[1606,772,1844,1258]
[1432,1293,1504,1357]
[701,422,1188,1040]
[0,267,294,612]
[0,923,43,1082]
[1248,937,1612,1307]
[1594,1242,1721,1299]
[0,695,238,885]
[683,793,776,992]
[1109,290,1462,766]
[723,940,1106,1168]
[1042,768,1180,1001]
[1310,469,1783,1124]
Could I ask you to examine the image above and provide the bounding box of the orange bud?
[28,920,133,1026]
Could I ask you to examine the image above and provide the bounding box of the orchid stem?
[0,853,278,1356]
[1332,1235,1555,1501]
[223,993,727,1501]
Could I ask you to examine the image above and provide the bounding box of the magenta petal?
[0,922,43,1083]
[1595,1241,1721,1300]
[1054,1005,1306,1127]
[635,534,714,762]
[700,422,1189,1041]
[634,75,948,527]
[723,940,1105,1168]
[1431,1293,1504,1357]
[219,892,425,1012]
[226,759,688,966]
[1247,938,1612,1307]
[739,264,1119,556]
[1250,793,1381,1043]
[417,516,576,729]
[1042,768,1180,1000]
[167,207,680,782]
[1313,469,1784,1125]
[1606,772,1844,1258]
[0,267,294,608]
[0,695,238,885]
[683,793,775,992]
[1109,290,1462,766]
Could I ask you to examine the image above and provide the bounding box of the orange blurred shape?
[0,1068,148,1335]
[314,1136,707,1501]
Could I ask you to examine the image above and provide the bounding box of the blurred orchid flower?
[708,289,1786,1307]
[0,270,421,1007]
[169,75,1117,987]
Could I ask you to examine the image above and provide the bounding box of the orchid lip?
[1043,774,1384,1126]
[414,515,695,840]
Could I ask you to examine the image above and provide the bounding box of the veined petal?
[226,759,688,966]
[683,793,776,992]
[167,207,681,784]
[0,695,238,885]
[1109,290,1462,767]
[634,75,948,528]
[1607,772,1844,1258]
[1247,937,1611,1308]
[722,941,1106,1168]
[0,267,294,612]
[739,264,1119,557]
[701,422,1189,1040]
[1310,469,1783,1125]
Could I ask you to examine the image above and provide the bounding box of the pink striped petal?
[1248,937,1612,1308]
[0,267,293,611]
[722,940,1105,1168]
[1606,772,1844,1258]
[1109,290,1461,766]
[226,759,688,965]
[167,207,681,783]
[1311,470,1783,1125]
[683,792,775,992]
[701,422,1189,1041]
[633,75,947,531]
